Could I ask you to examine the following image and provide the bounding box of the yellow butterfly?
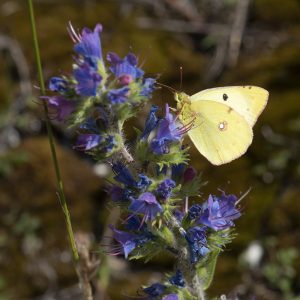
[175,86,269,165]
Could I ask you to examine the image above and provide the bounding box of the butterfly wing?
[188,100,253,165]
[189,86,268,127]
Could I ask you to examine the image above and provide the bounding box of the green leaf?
[129,240,162,262]
[151,225,176,248]
[196,249,221,290]
[69,97,95,127]
[208,229,236,251]
[179,173,207,198]
[116,103,136,126]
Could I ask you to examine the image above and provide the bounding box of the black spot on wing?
[223,93,228,101]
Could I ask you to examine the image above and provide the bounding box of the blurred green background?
[0,0,300,299]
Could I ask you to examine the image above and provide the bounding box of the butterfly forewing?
[189,86,269,127]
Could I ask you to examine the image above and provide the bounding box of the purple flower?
[104,135,116,152]
[107,52,144,82]
[107,87,130,104]
[125,215,145,231]
[110,224,152,258]
[169,270,185,287]
[79,118,99,133]
[199,193,241,231]
[141,77,156,97]
[171,163,185,182]
[74,134,115,153]
[110,185,124,202]
[137,174,152,190]
[129,192,163,223]
[143,283,166,297]
[185,226,210,264]
[109,185,132,202]
[188,204,202,220]
[73,24,103,59]
[109,225,138,258]
[156,179,176,200]
[42,96,75,121]
[75,134,102,151]
[150,104,183,154]
[163,294,179,300]
[74,64,102,96]
[49,77,68,93]
[173,209,184,222]
[141,105,159,140]
[112,162,137,187]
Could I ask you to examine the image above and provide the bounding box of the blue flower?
[150,104,183,154]
[129,192,163,222]
[112,162,137,187]
[109,185,124,202]
[109,225,138,258]
[73,24,103,59]
[107,52,144,83]
[74,134,115,152]
[73,64,102,96]
[169,270,185,287]
[79,118,99,133]
[141,105,159,140]
[143,283,166,297]
[163,294,179,300]
[109,185,132,202]
[185,226,210,264]
[80,108,109,131]
[104,135,116,152]
[141,77,156,97]
[137,174,152,190]
[42,96,75,121]
[188,204,202,220]
[75,134,102,151]
[110,224,152,258]
[107,87,130,104]
[173,209,184,222]
[171,163,185,182]
[199,193,241,231]
[49,77,68,93]
[125,215,144,231]
[156,179,176,200]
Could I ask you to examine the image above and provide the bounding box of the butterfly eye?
[223,94,228,101]
[218,121,228,131]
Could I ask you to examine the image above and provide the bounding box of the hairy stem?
[167,215,206,299]
[117,121,134,163]
[192,273,206,300]
[27,0,79,261]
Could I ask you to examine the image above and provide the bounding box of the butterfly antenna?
[179,66,183,91]
[156,82,177,93]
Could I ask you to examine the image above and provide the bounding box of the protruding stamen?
[67,21,81,43]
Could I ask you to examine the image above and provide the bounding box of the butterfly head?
[174,92,197,128]
[174,92,190,105]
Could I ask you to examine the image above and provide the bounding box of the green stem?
[27,0,79,261]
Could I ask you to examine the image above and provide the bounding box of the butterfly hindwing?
[187,100,253,165]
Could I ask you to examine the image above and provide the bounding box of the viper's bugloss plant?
[46,23,242,300]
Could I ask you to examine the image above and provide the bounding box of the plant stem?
[27,0,79,261]
[192,273,206,300]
